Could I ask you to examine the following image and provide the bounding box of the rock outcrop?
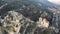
[1,11,23,34]
[37,17,49,28]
